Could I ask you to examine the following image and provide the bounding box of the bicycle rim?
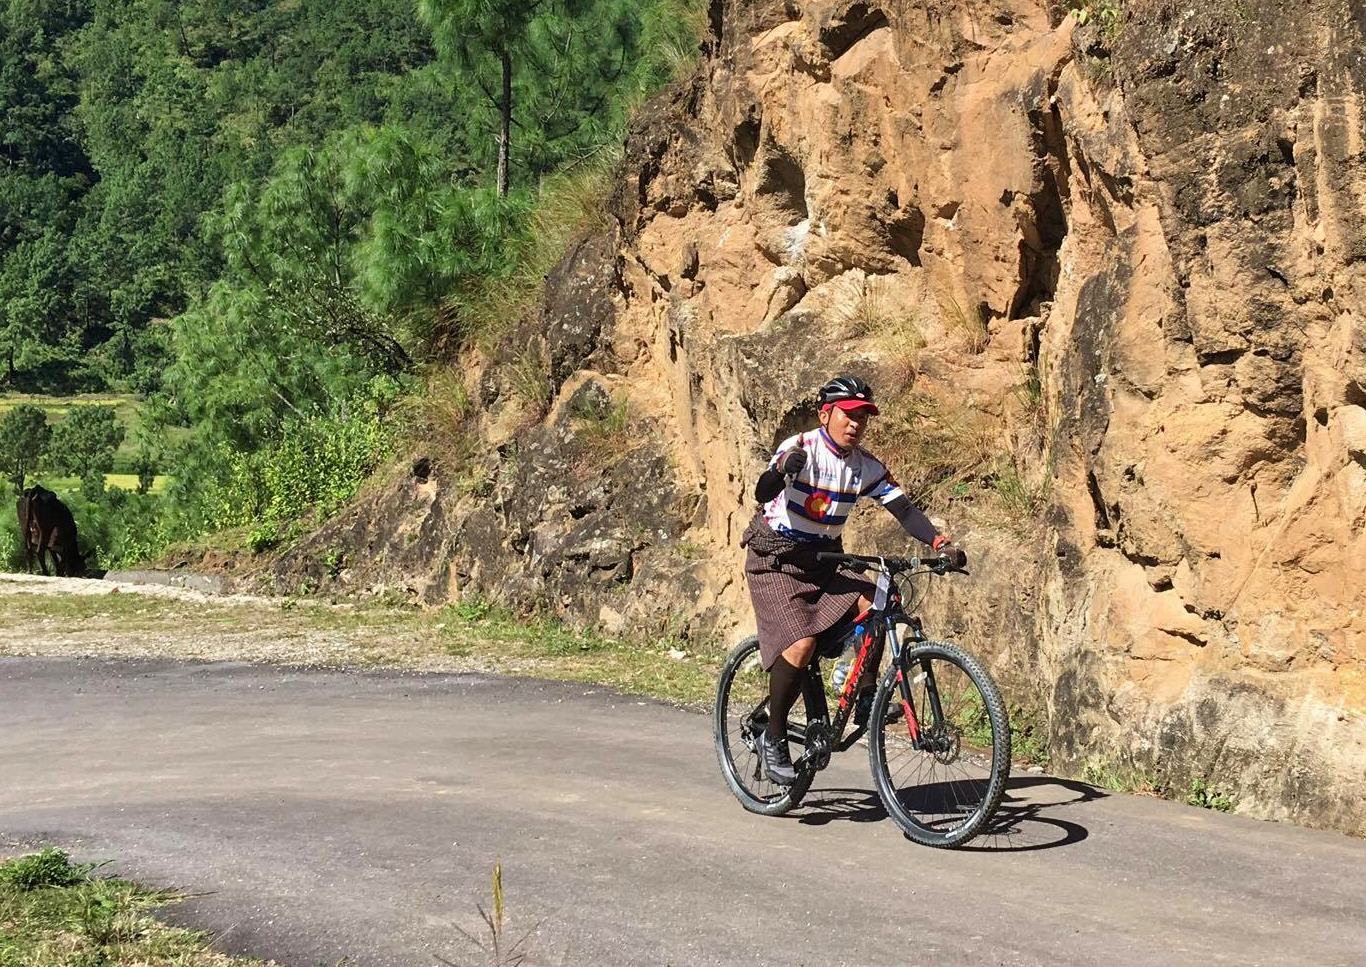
[714,636,812,815]
[869,641,1010,847]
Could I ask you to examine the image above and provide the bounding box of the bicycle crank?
[793,721,832,772]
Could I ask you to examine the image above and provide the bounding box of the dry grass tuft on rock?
[875,389,999,505]
[459,154,620,359]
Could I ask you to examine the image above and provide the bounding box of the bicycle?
[713,551,1011,848]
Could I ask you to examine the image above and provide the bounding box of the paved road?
[2,658,1364,966]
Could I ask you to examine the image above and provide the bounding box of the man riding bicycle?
[741,375,967,786]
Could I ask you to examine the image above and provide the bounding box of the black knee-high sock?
[767,656,804,741]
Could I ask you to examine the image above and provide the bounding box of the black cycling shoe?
[758,730,797,786]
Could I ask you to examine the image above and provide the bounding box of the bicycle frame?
[791,558,946,772]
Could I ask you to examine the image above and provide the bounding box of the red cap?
[828,399,880,416]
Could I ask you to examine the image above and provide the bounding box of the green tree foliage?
[1,0,701,393]
[48,404,125,497]
[419,0,701,194]
[0,404,53,492]
[0,0,95,390]
[3,0,704,563]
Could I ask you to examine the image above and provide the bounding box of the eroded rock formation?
[271,0,1366,834]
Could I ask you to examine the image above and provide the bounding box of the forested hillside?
[1,0,702,563]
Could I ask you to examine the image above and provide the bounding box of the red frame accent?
[896,669,922,741]
[835,609,875,711]
[830,609,922,742]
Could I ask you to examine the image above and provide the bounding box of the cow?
[16,485,85,577]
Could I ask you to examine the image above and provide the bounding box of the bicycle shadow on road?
[794,776,1104,853]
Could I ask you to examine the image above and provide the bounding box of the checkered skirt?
[742,514,874,670]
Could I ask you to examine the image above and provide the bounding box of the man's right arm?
[755,448,807,502]
[755,469,785,502]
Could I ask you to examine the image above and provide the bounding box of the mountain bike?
[713,551,1011,848]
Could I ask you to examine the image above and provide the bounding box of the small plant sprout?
[440,860,541,967]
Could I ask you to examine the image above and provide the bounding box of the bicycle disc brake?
[928,725,962,765]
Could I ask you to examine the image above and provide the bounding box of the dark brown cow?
[16,485,84,577]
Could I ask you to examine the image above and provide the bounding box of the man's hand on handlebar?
[940,544,967,571]
[931,534,967,572]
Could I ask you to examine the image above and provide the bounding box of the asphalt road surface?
[2,657,1364,966]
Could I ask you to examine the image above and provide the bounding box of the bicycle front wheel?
[714,635,813,815]
[868,641,1010,847]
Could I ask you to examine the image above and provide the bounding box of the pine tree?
[418,0,644,195]
[0,404,52,492]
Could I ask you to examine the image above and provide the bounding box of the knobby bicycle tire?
[714,636,813,815]
[868,640,1011,847]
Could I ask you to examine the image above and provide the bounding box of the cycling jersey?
[761,428,904,542]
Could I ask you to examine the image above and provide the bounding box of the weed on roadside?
[1082,759,1163,796]
[0,848,271,966]
[0,847,94,890]
[439,861,539,967]
[1008,704,1050,767]
[1186,777,1236,813]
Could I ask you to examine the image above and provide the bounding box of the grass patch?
[1082,758,1163,796]
[504,343,553,419]
[0,587,216,622]
[875,390,998,506]
[0,586,728,708]
[0,847,271,966]
[23,474,169,497]
[447,153,618,361]
[835,273,895,335]
[938,293,987,355]
[402,369,479,482]
[569,390,632,466]
[984,458,1050,530]
[1186,777,1236,813]
[438,597,723,706]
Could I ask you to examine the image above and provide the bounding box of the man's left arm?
[864,472,967,566]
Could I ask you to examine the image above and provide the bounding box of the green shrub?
[192,403,396,552]
[0,848,93,891]
[1186,777,1236,812]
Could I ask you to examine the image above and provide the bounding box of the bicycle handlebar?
[814,550,967,576]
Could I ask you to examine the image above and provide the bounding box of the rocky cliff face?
[273,0,1366,835]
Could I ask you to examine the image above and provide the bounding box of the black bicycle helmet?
[817,374,876,408]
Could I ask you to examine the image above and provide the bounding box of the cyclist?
[740,375,966,785]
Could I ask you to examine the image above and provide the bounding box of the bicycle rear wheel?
[714,636,813,815]
[868,641,1010,847]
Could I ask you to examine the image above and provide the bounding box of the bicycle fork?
[889,620,945,749]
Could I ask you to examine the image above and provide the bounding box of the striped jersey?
[761,428,905,542]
